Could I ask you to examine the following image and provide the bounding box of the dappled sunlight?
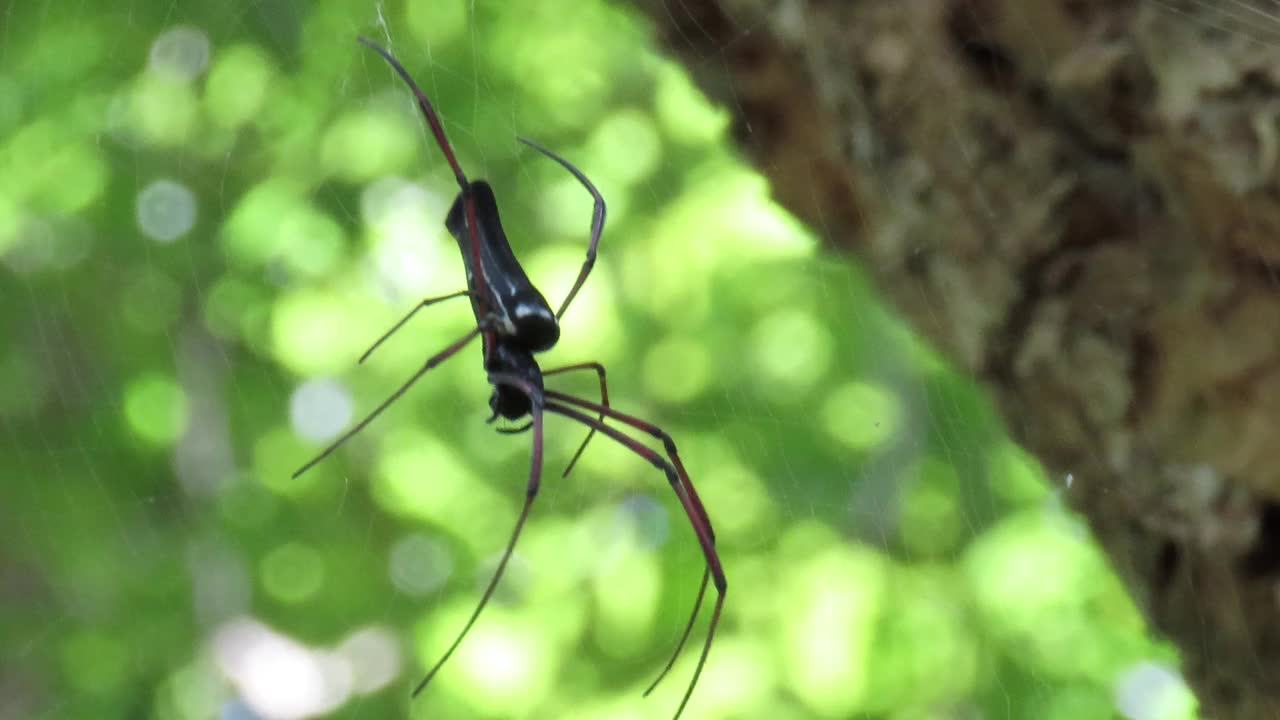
[271,288,375,375]
[221,178,312,267]
[203,44,275,130]
[751,308,835,397]
[2,2,1198,719]
[361,176,455,298]
[821,380,903,451]
[780,537,885,717]
[587,109,664,187]
[123,372,189,447]
[592,539,663,659]
[320,107,420,182]
[136,178,198,243]
[261,541,326,604]
[414,604,559,715]
[4,119,108,216]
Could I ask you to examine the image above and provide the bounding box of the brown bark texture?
[629,1,1280,718]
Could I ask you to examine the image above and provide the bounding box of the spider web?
[3,1,1274,719]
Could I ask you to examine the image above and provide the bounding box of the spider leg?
[543,390,715,537]
[358,37,496,362]
[517,137,605,321]
[412,373,545,698]
[541,362,610,478]
[359,290,470,364]
[643,567,709,696]
[292,326,482,479]
[358,36,468,189]
[544,400,723,720]
[543,390,717,697]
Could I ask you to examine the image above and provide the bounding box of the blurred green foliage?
[0,1,1197,719]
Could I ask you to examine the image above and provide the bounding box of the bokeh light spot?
[205,44,272,129]
[822,380,901,450]
[261,542,325,604]
[253,427,322,497]
[752,309,833,395]
[289,378,353,444]
[214,618,349,719]
[129,72,199,146]
[136,178,197,242]
[39,142,108,214]
[363,177,453,296]
[276,204,346,278]
[321,108,417,182]
[373,432,511,556]
[222,178,302,267]
[964,510,1147,681]
[455,614,555,713]
[203,276,266,340]
[337,626,402,694]
[591,540,660,658]
[782,543,885,716]
[271,289,371,375]
[1114,661,1197,720]
[163,662,222,719]
[389,533,454,597]
[149,25,211,80]
[865,568,979,710]
[588,109,661,186]
[487,8,618,127]
[123,373,188,446]
[8,119,108,214]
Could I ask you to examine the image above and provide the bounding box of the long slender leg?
[644,567,709,696]
[544,390,715,538]
[292,326,482,479]
[358,37,496,362]
[542,362,610,478]
[544,401,724,720]
[359,290,469,363]
[358,36,468,188]
[517,137,605,321]
[543,390,716,694]
[412,373,544,698]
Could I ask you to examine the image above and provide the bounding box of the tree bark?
[629,1,1280,718]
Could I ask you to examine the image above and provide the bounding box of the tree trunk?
[630,1,1280,718]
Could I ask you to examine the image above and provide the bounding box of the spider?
[291,36,725,719]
